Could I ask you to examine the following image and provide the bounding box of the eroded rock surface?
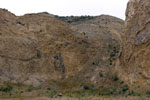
[118,0,150,89]
[0,9,124,89]
[0,9,101,86]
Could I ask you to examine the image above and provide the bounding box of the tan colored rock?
[56,15,124,87]
[0,9,101,86]
[118,0,150,89]
[0,8,124,89]
[125,0,140,24]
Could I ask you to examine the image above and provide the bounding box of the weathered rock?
[118,0,150,89]
[0,8,124,89]
[57,15,124,42]
[56,15,124,88]
[0,9,100,86]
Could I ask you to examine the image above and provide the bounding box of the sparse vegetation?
[49,90,57,97]
[0,8,148,100]
[113,75,119,81]
[108,44,120,65]
[83,85,90,90]
[146,90,150,96]
[120,81,124,85]
[0,81,144,99]
[27,84,33,92]
[82,32,86,35]
[56,15,96,23]
[37,50,41,58]
[47,87,51,90]
[0,82,13,93]
[99,72,104,77]
[99,89,113,96]
[128,90,135,96]
[122,84,129,93]
[0,86,12,93]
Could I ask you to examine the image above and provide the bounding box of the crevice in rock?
[54,53,66,79]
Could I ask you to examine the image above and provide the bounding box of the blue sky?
[0,0,129,20]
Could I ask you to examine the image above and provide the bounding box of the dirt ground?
[0,96,147,100]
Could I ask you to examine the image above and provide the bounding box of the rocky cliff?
[0,9,102,86]
[57,15,124,42]
[55,15,124,89]
[118,0,150,90]
[0,8,124,92]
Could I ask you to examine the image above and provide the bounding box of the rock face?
[56,15,124,89]
[71,15,124,42]
[58,15,124,69]
[0,9,101,86]
[118,0,150,88]
[0,9,124,89]
[57,15,124,42]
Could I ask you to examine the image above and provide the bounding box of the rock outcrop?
[57,15,124,42]
[55,15,124,89]
[0,9,124,89]
[0,9,101,86]
[118,0,150,89]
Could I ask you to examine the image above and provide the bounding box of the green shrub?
[82,32,86,35]
[50,91,57,97]
[99,72,104,77]
[128,90,135,96]
[99,92,104,96]
[0,87,12,93]
[113,75,119,81]
[47,87,51,90]
[109,59,113,65]
[27,85,33,92]
[146,90,150,95]
[20,91,23,93]
[67,20,72,23]
[122,84,129,93]
[99,89,114,96]
[0,83,13,93]
[108,45,120,66]
[37,50,41,58]
[111,87,116,94]
[36,85,42,89]
[89,89,97,95]
[83,85,89,90]
[110,52,116,58]
[120,81,124,85]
